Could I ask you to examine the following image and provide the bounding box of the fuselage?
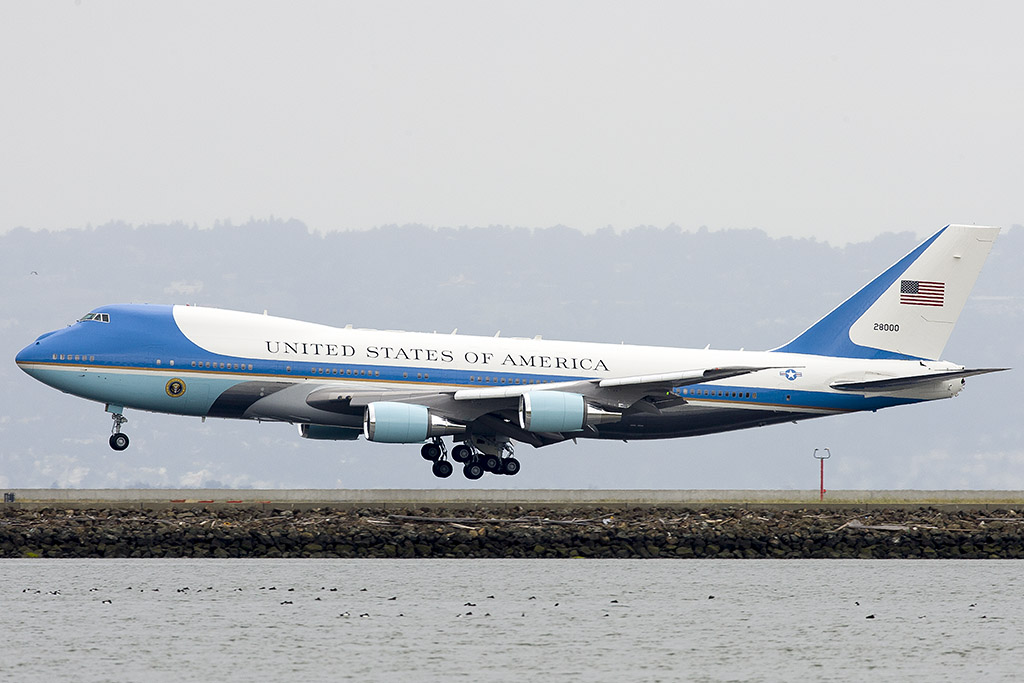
[15,303,965,441]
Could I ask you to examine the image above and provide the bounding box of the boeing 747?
[15,224,1005,480]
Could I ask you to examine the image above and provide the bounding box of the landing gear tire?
[109,433,130,451]
[421,443,442,461]
[463,462,484,480]
[451,444,473,463]
[500,457,521,476]
[480,453,501,473]
[431,460,454,478]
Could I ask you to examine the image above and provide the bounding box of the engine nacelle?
[518,392,621,433]
[363,402,466,443]
[298,424,362,440]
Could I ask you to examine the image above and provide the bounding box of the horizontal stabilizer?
[831,368,1008,392]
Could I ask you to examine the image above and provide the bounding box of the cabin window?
[248,364,253,371]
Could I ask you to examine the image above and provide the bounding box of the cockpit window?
[78,313,110,323]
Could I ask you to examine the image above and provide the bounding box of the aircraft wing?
[305,365,780,447]
[830,367,1008,392]
[308,365,778,413]
[454,365,781,407]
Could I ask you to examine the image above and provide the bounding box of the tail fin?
[774,224,999,360]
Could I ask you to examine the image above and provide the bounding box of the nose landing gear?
[108,409,129,451]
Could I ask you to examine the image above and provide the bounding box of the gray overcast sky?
[2,2,1022,241]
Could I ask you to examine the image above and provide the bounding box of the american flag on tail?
[900,280,945,307]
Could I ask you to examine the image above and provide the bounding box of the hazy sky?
[2,2,1022,241]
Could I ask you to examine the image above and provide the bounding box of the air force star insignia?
[780,369,802,381]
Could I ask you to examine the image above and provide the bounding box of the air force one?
[15,225,1006,480]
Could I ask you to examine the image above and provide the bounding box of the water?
[0,559,1020,682]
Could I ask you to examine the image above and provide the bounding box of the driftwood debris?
[385,514,612,527]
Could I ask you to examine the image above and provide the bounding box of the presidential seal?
[165,378,187,398]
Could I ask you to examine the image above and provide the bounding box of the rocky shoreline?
[3,506,1024,559]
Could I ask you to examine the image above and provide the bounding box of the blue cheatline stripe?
[772,226,947,360]
[675,384,922,412]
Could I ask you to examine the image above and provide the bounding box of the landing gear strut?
[108,410,129,451]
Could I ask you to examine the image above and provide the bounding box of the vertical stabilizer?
[774,225,999,360]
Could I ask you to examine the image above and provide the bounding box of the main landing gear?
[420,439,454,478]
[108,409,130,451]
[420,437,521,479]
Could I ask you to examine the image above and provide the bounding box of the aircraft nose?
[15,331,56,371]
[16,341,42,368]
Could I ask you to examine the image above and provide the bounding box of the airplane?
[15,224,1006,481]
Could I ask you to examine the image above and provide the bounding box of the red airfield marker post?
[813,448,831,501]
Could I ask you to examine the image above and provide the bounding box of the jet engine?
[518,391,621,433]
[363,402,466,443]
